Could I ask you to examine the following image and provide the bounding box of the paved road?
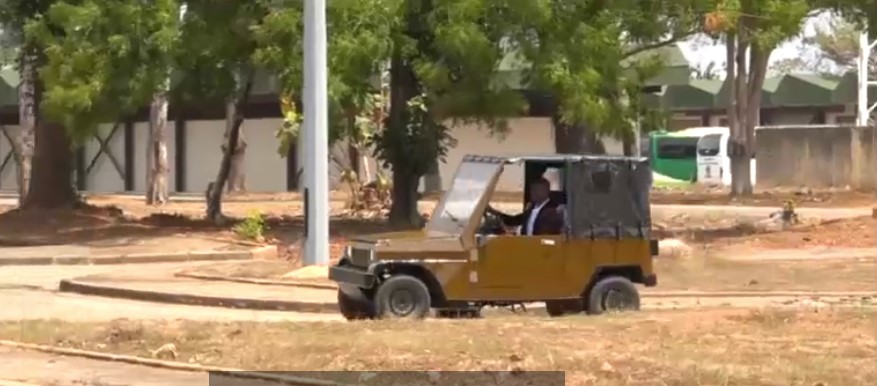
[0,262,342,323]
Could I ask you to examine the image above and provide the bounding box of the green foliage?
[233,210,268,241]
[372,94,456,178]
[499,0,711,141]
[24,0,181,143]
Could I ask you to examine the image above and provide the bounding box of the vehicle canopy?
[426,154,652,240]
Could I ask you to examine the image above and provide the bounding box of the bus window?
[656,137,698,159]
[697,134,722,156]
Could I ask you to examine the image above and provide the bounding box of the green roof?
[657,72,868,111]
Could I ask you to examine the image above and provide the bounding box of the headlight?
[344,246,352,258]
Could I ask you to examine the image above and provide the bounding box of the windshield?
[697,134,722,156]
[426,161,503,235]
[655,137,698,159]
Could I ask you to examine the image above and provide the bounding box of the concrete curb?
[173,271,337,290]
[0,245,276,266]
[57,278,337,314]
[0,340,351,386]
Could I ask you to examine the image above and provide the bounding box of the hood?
[350,230,458,246]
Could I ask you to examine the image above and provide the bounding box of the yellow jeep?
[328,154,659,320]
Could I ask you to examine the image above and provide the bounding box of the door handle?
[541,239,556,246]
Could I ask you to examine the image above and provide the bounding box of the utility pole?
[303,0,330,265]
[857,31,876,126]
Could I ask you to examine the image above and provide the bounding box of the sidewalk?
[0,346,205,386]
[0,236,274,265]
[60,267,337,313]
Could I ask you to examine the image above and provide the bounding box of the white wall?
[0,125,20,191]
[83,123,126,193]
[2,116,635,194]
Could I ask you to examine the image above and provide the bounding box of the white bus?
[695,127,757,186]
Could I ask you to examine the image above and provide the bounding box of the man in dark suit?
[486,178,564,235]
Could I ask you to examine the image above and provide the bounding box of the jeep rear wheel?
[585,276,640,315]
[337,290,376,321]
[374,275,431,319]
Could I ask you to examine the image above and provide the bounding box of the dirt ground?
[0,189,872,265]
[183,252,877,293]
[0,308,873,385]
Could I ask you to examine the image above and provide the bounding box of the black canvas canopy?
[565,156,652,239]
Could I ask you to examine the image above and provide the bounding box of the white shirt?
[524,199,550,236]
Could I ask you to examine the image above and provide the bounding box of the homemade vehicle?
[328,154,659,320]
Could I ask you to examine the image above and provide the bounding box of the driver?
[486,178,564,236]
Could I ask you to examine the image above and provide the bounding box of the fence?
[755,124,875,190]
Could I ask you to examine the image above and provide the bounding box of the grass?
[0,308,874,385]
[656,256,877,292]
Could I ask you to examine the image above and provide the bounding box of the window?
[590,170,612,193]
[697,134,722,156]
[656,137,699,159]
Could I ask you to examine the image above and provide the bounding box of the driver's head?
[529,178,551,204]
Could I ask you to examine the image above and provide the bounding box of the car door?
[474,235,566,301]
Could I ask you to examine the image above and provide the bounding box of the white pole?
[857,32,870,126]
[303,0,330,265]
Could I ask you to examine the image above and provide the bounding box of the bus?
[695,127,757,186]
[648,127,717,182]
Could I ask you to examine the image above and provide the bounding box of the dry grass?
[656,255,877,292]
[0,308,873,385]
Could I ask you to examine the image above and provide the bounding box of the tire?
[337,289,375,321]
[374,275,431,320]
[545,299,583,317]
[585,276,641,315]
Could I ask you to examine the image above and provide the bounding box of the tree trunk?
[390,168,422,226]
[386,47,424,226]
[13,50,36,205]
[728,27,753,196]
[551,112,605,154]
[22,120,78,209]
[146,89,170,205]
[224,100,247,194]
[206,70,254,224]
[621,131,634,156]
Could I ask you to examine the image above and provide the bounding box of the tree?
[0,2,43,206]
[22,0,182,208]
[369,0,528,226]
[807,16,875,74]
[502,1,709,156]
[175,0,273,223]
[703,1,855,195]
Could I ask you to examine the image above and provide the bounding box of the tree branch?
[622,31,692,60]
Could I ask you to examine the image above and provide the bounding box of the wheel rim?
[603,289,633,311]
[388,289,416,316]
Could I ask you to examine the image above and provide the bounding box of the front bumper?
[328,264,376,289]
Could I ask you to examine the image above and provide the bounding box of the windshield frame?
[425,160,504,237]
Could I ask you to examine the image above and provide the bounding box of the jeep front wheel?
[337,290,376,321]
[374,275,431,319]
[585,276,640,315]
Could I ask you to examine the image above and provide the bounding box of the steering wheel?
[479,206,506,235]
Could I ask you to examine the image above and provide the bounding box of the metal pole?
[303,0,329,265]
[857,32,870,126]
